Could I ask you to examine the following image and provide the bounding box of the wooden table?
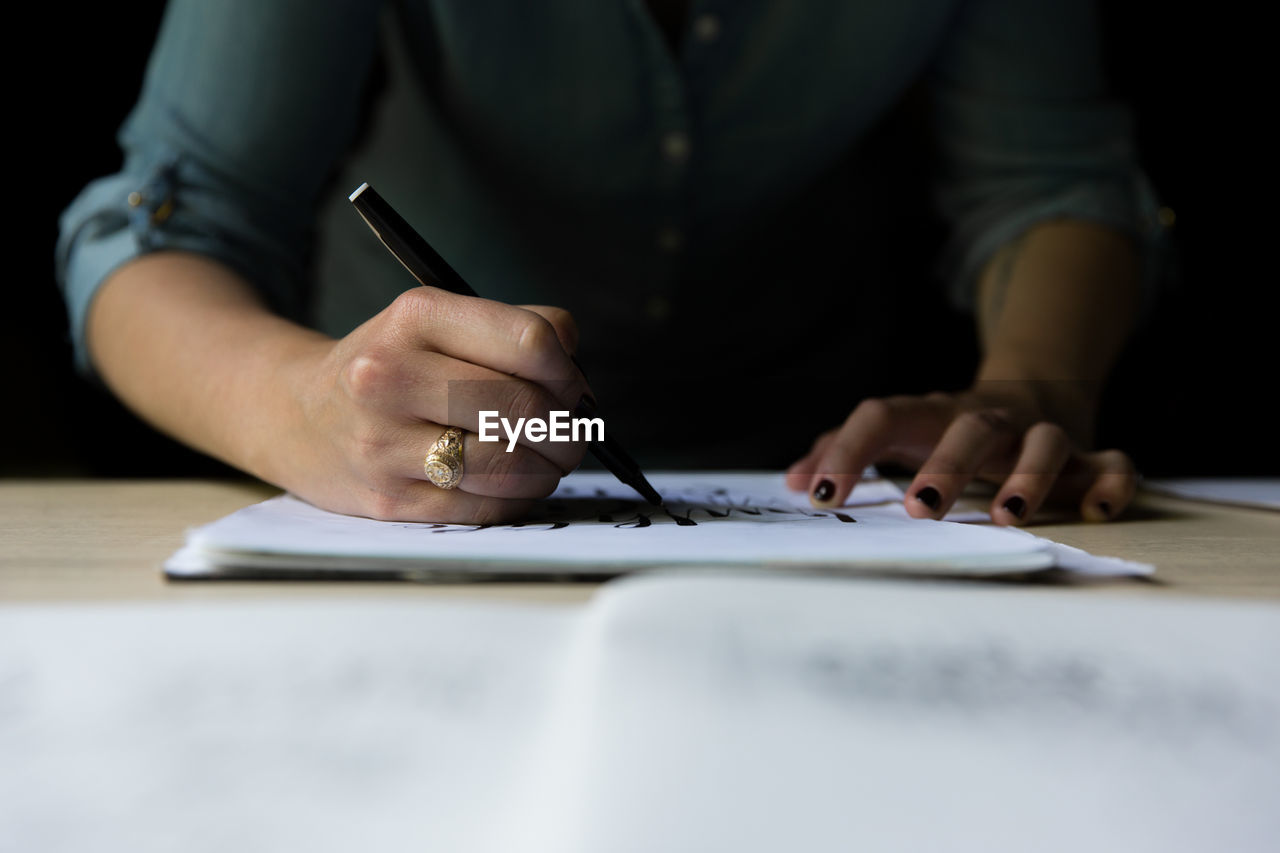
[1,478,1276,602]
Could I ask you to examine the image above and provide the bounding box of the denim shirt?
[55,0,1162,462]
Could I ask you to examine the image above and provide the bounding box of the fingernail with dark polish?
[576,392,598,414]
[1003,495,1026,520]
[812,479,835,503]
[915,486,941,511]
[1097,501,1112,519]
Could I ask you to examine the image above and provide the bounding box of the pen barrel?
[351,184,477,296]
[575,397,656,503]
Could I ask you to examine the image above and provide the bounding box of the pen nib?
[635,478,663,507]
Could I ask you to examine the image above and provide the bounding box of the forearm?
[972,220,1141,441]
[86,251,331,483]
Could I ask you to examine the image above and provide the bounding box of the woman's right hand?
[270,286,592,524]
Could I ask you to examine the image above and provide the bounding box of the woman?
[57,0,1162,524]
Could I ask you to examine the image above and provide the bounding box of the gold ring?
[424,426,465,490]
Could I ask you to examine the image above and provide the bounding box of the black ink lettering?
[431,524,493,534]
[503,521,570,531]
[663,507,698,526]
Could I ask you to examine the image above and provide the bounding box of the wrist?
[236,324,335,489]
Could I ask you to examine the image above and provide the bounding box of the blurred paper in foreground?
[2,573,1276,852]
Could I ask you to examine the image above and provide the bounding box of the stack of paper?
[165,471,1151,580]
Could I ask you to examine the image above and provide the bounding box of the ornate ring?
[424,426,465,490]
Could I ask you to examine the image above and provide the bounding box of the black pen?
[349,181,663,506]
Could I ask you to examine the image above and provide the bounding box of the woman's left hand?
[784,384,1138,524]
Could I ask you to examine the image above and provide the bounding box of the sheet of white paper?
[169,471,1060,579]
[1142,478,1280,511]
[868,500,1157,577]
[0,599,576,853]
[5,578,1276,852]
[500,573,1280,853]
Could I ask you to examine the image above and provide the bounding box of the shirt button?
[661,131,691,163]
[655,226,684,253]
[692,14,721,42]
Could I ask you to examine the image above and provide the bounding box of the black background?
[6,2,1274,478]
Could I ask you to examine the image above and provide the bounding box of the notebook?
[163,471,1152,581]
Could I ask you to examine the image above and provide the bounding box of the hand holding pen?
[339,182,660,520]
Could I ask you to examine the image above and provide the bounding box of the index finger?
[807,398,949,507]
[390,287,590,409]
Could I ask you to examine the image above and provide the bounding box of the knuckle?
[515,314,561,367]
[848,397,892,431]
[1027,420,1069,443]
[810,431,835,454]
[389,287,453,339]
[342,351,397,403]
[1096,449,1138,477]
[502,380,551,423]
[965,407,1016,433]
[348,420,395,467]
[388,287,429,322]
[482,447,561,498]
[540,306,578,340]
[479,447,526,495]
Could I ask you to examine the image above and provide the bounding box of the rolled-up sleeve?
[55,0,382,375]
[930,0,1167,314]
